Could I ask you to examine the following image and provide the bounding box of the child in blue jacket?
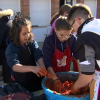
[5,17,47,92]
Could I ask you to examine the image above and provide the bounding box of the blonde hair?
[0,9,13,18]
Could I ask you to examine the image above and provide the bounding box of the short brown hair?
[67,3,92,22]
[9,17,33,46]
[0,8,2,11]
[50,4,72,25]
[55,16,71,31]
[59,4,72,15]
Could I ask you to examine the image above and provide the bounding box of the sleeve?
[42,37,54,68]
[0,25,5,48]
[78,45,95,75]
[32,41,43,61]
[70,35,78,59]
[5,45,20,69]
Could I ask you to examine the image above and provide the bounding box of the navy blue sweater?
[5,41,43,69]
[42,32,78,68]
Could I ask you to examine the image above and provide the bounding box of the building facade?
[20,0,100,19]
[51,0,100,18]
[0,0,99,42]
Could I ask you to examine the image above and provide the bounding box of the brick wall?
[20,0,100,19]
[76,0,100,18]
[97,0,100,18]
[21,0,60,18]
[20,0,30,19]
[51,0,85,17]
[76,0,84,3]
[51,0,60,17]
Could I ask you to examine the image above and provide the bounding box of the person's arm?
[0,19,12,48]
[5,44,47,77]
[42,36,58,78]
[32,41,46,69]
[47,66,63,93]
[42,37,63,92]
[42,36,54,69]
[37,58,46,69]
[72,73,93,90]
[13,64,47,77]
[71,45,95,94]
[47,67,58,80]
[13,64,32,72]
[70,35,79,72]
[77,60,81,75]
[0,25,5,48]
[31,41,48,76]
[71,35,78,60]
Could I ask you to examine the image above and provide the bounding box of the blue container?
[42,72,90,100]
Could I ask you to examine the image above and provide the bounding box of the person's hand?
[47,73,63,93]
[48,72,56,79]
[53,79,63,93]
[57,62,66,67]
[32,66,48,77]
[80,84,89,94]
[70,85,80,95]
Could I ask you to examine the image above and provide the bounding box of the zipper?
[61,43,63,52]
[28,46,31,55]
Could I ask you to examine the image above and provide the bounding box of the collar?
[18,42,29,48]
[77,17,94,36]
[0,15,10,21]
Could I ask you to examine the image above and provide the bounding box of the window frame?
[64,0,72,5]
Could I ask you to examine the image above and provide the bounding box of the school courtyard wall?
[21,0,100,19]
[51,0,100,18]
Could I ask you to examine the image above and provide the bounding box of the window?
[64,0,72,5]
[60,0,72,7]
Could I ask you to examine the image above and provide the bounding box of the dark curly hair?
[9,17,33,46]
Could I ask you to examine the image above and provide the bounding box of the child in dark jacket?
[5,17,47,92]
[42,16,78,93]
[0,9,13,83]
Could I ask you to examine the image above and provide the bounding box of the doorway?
[60,0,64,7]
[60,0,72,7]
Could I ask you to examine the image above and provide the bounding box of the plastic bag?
[0,83,38,100]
